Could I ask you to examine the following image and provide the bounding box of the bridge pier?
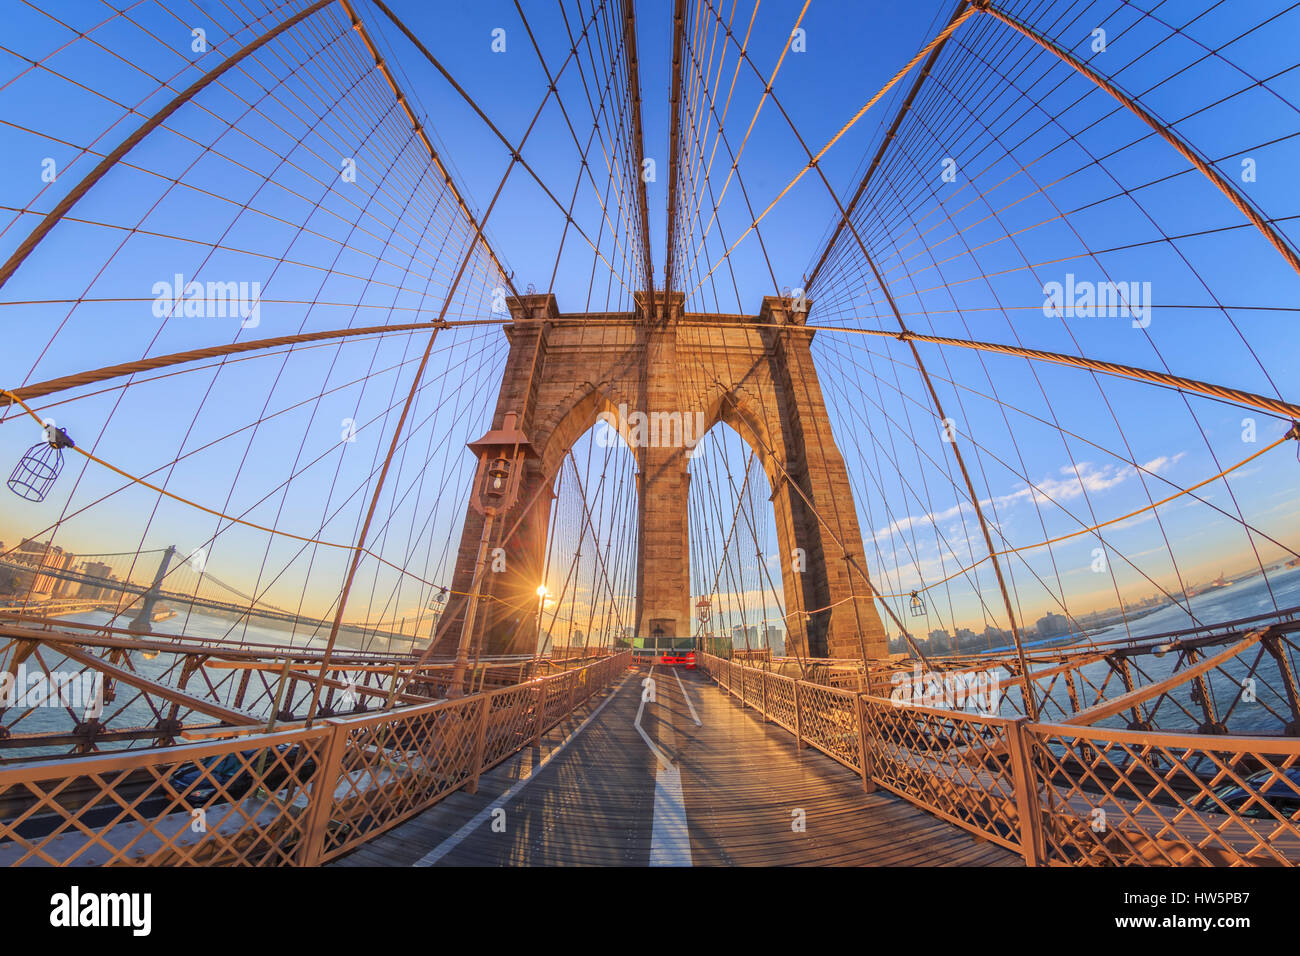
[128,545,177,635]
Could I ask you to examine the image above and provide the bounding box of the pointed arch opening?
[688,419,788,662]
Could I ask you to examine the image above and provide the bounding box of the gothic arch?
[435,292,888,661]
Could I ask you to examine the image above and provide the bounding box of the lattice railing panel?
[482,685,540,769]
[864,697,1023,851]
[1028,725,1300,867]
[320,699,480,859]
[0,727,329,866]
[796,682,861,773]
[765,673,797,732]
[543,672,576,730]
[743,669,765,710]
[722,661,736,692]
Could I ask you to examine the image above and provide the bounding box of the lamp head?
[466,411,535,514]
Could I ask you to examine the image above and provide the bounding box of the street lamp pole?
[695,596,711,653]
[448,513,496,697]
[533,584,549,664]
[448,411,534,697]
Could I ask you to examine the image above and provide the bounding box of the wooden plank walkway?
[329,666,1022,866]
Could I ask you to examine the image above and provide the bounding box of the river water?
[8,567,1300,751]
[4,607,424,754]
[1017,565,1300,733]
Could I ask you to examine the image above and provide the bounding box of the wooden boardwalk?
[329,667,1021,867]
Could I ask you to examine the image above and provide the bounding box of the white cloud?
[871,451,1186,543]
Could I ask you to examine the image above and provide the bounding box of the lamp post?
[448,411,533,697]
[534,584,549,662]
[695,596,711,652]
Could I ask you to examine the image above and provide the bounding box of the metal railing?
[0,614,618,757]
[699,653,1300,866]
[0,652,631,865]
[770,613,1300,737]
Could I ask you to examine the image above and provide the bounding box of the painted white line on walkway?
[672,667,702,726]
[648,762,691,866]
[637,666,692,867]
[411,674,629,867]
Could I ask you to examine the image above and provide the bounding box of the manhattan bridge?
[0,0,1298,867]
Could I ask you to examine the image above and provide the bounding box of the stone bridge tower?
[432,292,889,662]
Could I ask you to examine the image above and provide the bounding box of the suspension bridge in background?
[0,544,440,644]
[0,0,1298,866]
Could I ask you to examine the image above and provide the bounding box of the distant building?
[982,625,1008,647]
[11,538,76,599]
[1036,612,1069,639]
[78,561,114,601]
[954,627,976,649]
[731,624,762,649]
[763,625,784,655]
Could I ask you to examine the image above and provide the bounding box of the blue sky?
[0,0,1297,645]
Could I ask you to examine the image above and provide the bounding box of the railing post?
[761,671,769,721]
[739,665,746,707]
[296,719,349,866]
[253,657,292,782]
[1106,653,1147,729]
[1185,647,1226,733]
[794,681,806,749]
[467,694,490,795]
[1262,632,1300,734]
[855,693,875,793]
[1006,717,1045,866]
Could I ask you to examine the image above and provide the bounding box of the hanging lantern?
[909,591,926,617]
[8,424,75,502]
